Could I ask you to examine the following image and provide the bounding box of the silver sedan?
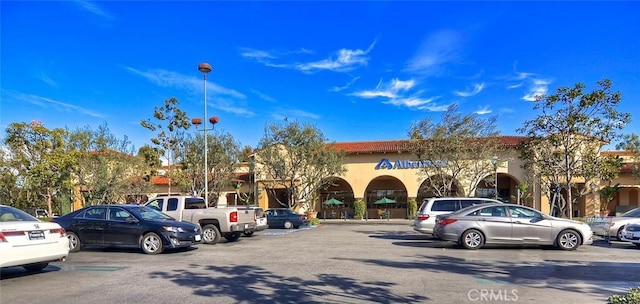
[433,203,593,250]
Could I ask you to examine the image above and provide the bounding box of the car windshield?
[0,206,39,222]
[129,206,175,221]
[621,208,640,218]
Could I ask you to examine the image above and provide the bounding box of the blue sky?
[2,1,639,151]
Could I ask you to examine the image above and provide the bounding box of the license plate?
[195,235,201,242]
[29,230,45,240]
[626,233,634,239]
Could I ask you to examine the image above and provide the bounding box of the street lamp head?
[198,62,212,74]
[191,118,202,127]
[209,116,219,125]
[491,155,498,165]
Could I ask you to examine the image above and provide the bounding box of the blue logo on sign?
[375,159,394,170]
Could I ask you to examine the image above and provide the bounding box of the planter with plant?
[599,184,621,216]
[607,286,640,304]
[353,199,366,220]
[407,199,418,219]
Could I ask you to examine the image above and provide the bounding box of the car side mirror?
[126,217,137,224]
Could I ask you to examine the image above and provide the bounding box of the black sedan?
[265,208,308,229]
[53,204,201,254]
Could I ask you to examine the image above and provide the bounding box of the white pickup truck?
[145,195,256,244]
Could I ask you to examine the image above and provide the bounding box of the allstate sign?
[375,158,447,170]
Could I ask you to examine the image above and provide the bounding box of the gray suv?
[412,197,502,236]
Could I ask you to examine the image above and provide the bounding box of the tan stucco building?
[241,137,638,219]
[147,136,640,219]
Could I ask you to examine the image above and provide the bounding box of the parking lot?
[2,222,640,304]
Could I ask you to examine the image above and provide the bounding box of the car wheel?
[556,229,582,251]
[461,229,484,250]
[140,232,164,255]
[67,231,81,252]
[617,227,625,241]
[283,220,294,229]
[23,262,48,272]
[224,232,241,242]
[243,231,255,237]
[202,224,221,244]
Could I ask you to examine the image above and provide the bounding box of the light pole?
[491,155,498,200]
[196,62,214,206]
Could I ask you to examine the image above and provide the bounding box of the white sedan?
[0,204,69,272]
[620,223,640,248]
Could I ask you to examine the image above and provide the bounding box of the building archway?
[416,176,462,203]
[475,173,521,204]
[317,177,355,219]
[364,175,408,219]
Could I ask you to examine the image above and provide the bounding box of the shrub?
[308,218,320,226]
[608,286,640,304]
[353,200,366,220]
[407,199,418,219]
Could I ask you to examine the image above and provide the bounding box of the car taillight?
[0,230,25,242]
[50,228,65,236]
[439,219,457,226]
[417,215,430,221]
[230,211,238,223]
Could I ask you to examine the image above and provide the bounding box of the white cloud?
[38,74,58,87]
[331,76,360,92]
[242,40,377,74]
[453,83,485,97]
[124,66,255,116]
[351,78,415,99]
[417,103,450,112]
[7,90,104,118]
[384,96,437,107]
[124,66,246,99]
[250,89,277,102]
[239,48,276,60]
[404,29,463,74]
[522,79,551,101]
[350,78,442,111]
[73,0,114,20]
[474,106,492,115]
[288,109,321,120]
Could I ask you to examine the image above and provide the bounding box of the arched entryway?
[417,176,461,203]
[317,177,355,219]
[475,173,520,204]
[364,176,408,219]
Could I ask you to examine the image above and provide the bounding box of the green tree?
[407,104,501,197]
[256,120,347,211]
[66,123,139,205]
[518,79,630,218]
[173,132,242,206]
[617,133,640,180]
[238,145,254,162]
[4,121,74,216]
[140,97,191,194]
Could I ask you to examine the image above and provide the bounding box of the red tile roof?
[329,136,528,154]
[601,151,636,157]
[151,176,170,185]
